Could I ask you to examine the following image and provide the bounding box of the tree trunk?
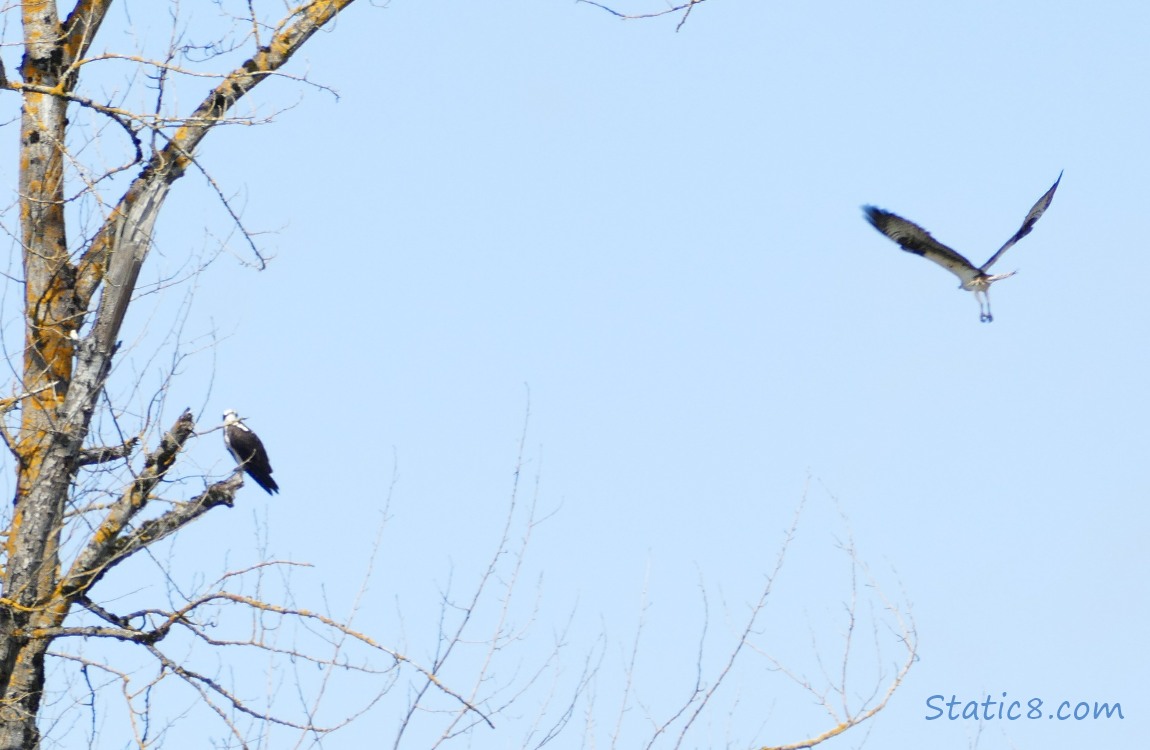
[0,5,81,746]
[0,3,357,745]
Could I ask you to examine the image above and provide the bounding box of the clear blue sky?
[8,1,1147,747]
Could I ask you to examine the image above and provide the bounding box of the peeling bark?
[0,2,359,746]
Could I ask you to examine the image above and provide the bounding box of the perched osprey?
[863,173,1062,322]
[223,410,279,495]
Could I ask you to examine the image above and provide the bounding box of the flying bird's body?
[863,172,1062,322]
[223,410,279,495]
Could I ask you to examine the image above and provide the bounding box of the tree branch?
[76,437,138,466]
[62,1,114,63]
[58,409,199,600]
[577,0,709,30]
[77,0,358,303]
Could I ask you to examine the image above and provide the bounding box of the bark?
[0,5,94,743]
[0,2,358,746]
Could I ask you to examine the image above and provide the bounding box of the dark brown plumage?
[863,172,1061,322]
[223,410,279,495]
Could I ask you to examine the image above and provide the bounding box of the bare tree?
[0,2,457,747]
[601,489,916,750]
[0,2,913,748]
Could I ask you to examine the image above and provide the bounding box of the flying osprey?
[223,410,279,495]
[863,173,1062,322]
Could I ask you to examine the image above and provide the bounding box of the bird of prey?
[862,172,1062,322]
[223,410,279,495]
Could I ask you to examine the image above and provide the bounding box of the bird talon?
[863,171,1061,323]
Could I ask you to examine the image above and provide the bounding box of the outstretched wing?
[980,171,1062,271]
[862,205,981,285]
